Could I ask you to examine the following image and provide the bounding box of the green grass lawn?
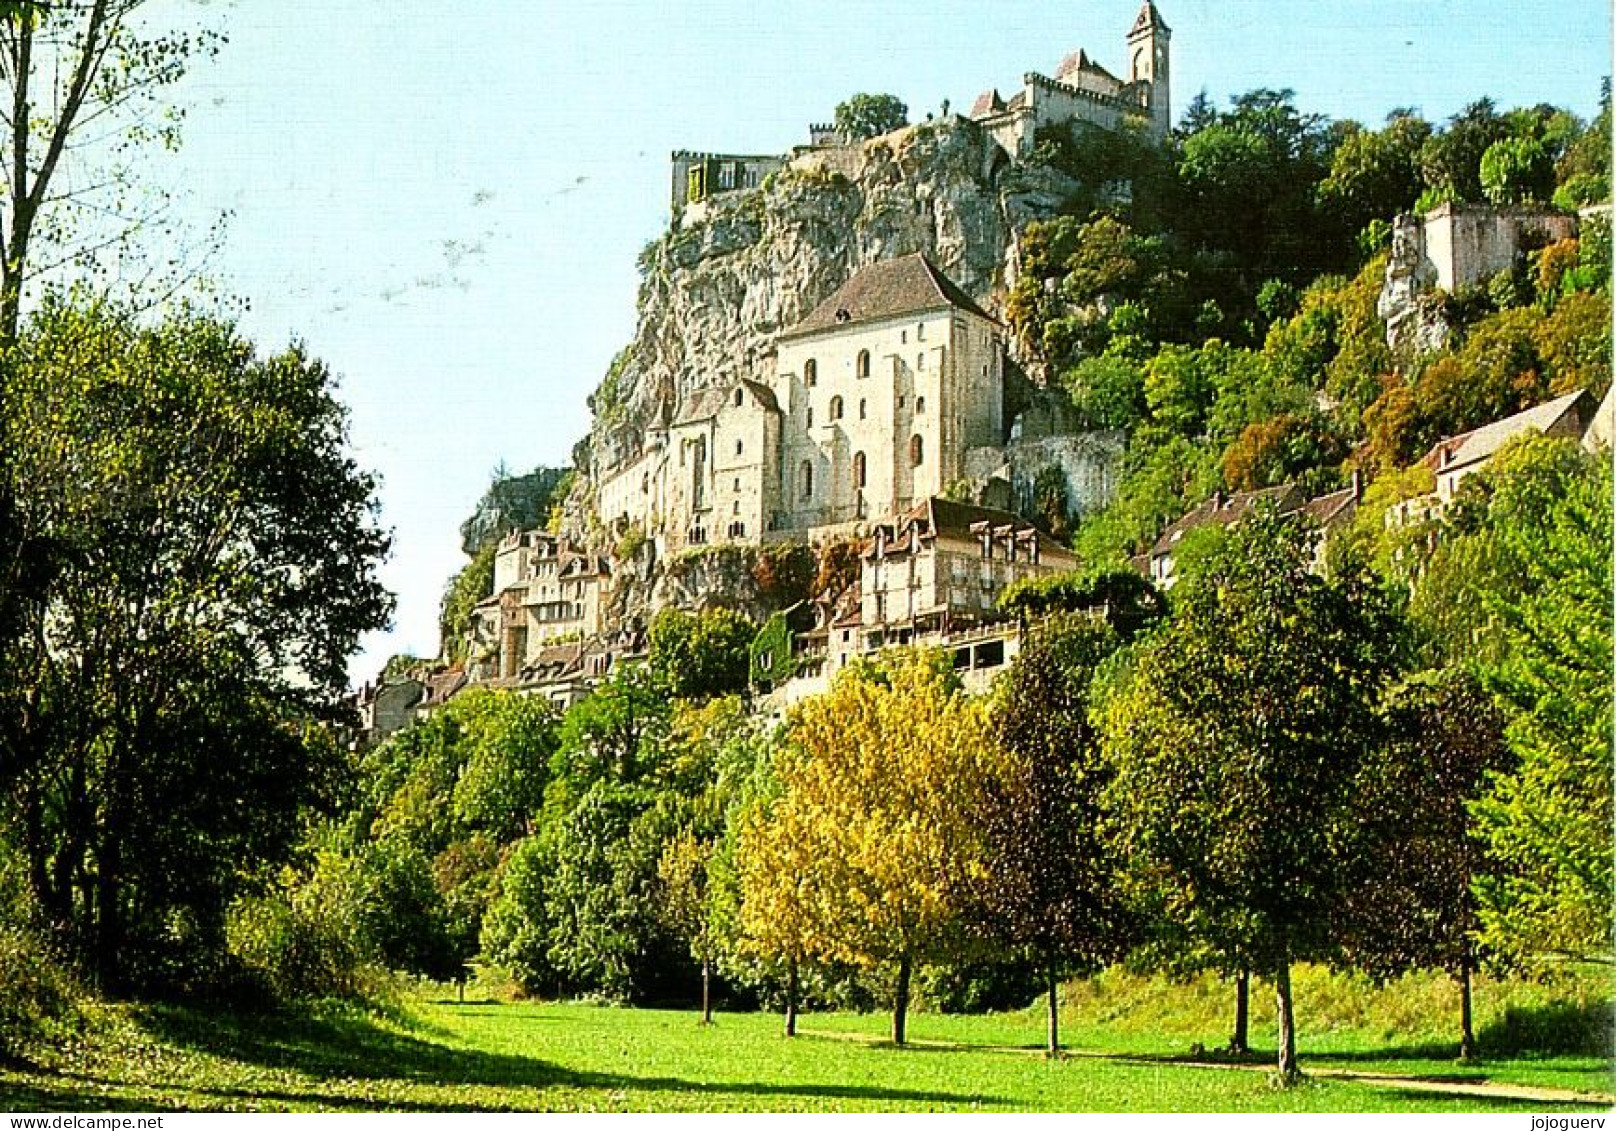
[1,985,1610,1113]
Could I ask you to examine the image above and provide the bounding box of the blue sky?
[152,0,1611,683]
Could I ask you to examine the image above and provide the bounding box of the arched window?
[829,395,843,421]
[800,461,814,499]
[857,349,871,378]
[915,395,926,415]
[909,434,924,467]
[853,451,867,489]
[804,359,818,387]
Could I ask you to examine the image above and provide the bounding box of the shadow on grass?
[1478,1001,1615,1059]
[119,1005,1008,1111]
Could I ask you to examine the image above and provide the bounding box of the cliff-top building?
[969,0,1171,154]
[672,2,1171,219]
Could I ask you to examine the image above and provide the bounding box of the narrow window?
[735,439,744,456]
[804,359,817,387]
[857,349,871,378]
[734,388,744,407]
[909,434,924,467]
[807,406,814,429]
[917,322,926,340]
[859,398,867,420]
[830,395,843,421]
[800,461,814,499]
[916,396,926,414]
[853,451,867,489]
[917,352,926,370]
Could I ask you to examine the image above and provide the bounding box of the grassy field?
[1,968,1609,1113]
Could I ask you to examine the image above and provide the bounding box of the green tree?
[832,93,908,140]
[1100,513,1404,1082]
[984,614,1135,1053]
[1340,669,1512,1059]
[646,607,755,701]
[1420,98,1509,202]
[1,296,391,990]
[1480,136,1555,205]
[1455,439,1613,968]
[1316,113,1431,244]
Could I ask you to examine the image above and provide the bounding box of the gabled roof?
[672,378,780,426]
[1299,484,1359,533]
[780,253,998,340]
[1054,49,1120,86]
[866,497,1074,563]
[739,377,779,413]
[1151,483,1301,556]
[969,89,1005,118]
[672,386,731,428]
[1423,389,1593,474]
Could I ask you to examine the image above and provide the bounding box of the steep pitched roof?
[738,377,779,413]
[1130,0,1170,35]
[1054,49,1120,86]
[672,379,781,426]
[671,386,731,427]
[969,89,1005,118]
[1423,389,1593,473]
[780,254,998,340]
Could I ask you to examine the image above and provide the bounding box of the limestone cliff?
[563,115,1082,541]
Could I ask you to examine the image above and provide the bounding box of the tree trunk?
[1046,966,1061,1056]
[1458,961,1476,1062]
[701,953,713,1025]
[94,827,122,995]
[892,954,912,1046]
[1229,968,1251,1054]
[1274,962,1300,1084]
[783,958,798,1038]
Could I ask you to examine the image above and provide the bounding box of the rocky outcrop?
[567,116,1080,523]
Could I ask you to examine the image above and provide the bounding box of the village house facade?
[471,529,611,681]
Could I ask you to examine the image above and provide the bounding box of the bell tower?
[1127,1,1171,139]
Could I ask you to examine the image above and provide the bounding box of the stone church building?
[594,253,1006,554]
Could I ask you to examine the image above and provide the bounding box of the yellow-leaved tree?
[736,651,997,1044]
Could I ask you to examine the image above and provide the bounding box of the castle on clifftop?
[672,1,1170,219]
